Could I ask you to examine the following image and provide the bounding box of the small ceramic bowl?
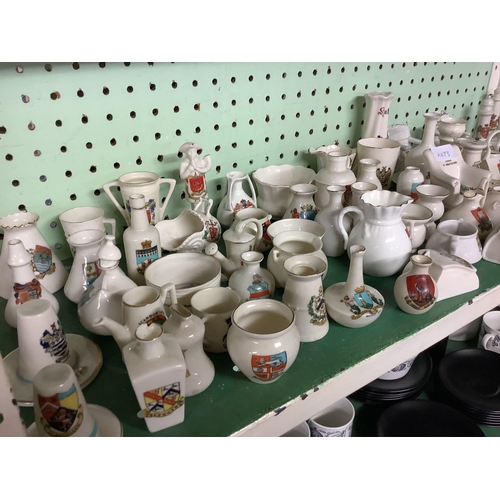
[266,218,325,242]
[145,253,221,306]
[438,116,467,141]
[252,164,315,218]
[378,357,416,381]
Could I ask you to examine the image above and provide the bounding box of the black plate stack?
[435,348,500,427]
[377,400,485,437]
[351,351,433,404]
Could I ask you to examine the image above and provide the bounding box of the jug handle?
[485,130,500,160]
[157,178,177,221]
[235,218,263,251]
[160,282,178,308]
[103,217,116,236]
[193,197,213,215]
[102,180,128,222]
[338,206,364,250]
[229,174,258,209]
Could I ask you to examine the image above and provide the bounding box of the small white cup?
[280,421,311,437]
[479,310,500,354]
[33,363,99,437]
[191,287,241,353]
[59,206,116,239]
[307,398,355,437]
[17,300,72,383]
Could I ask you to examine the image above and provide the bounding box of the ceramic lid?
[98,235,121,268]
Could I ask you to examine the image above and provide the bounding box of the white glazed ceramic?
[227,299,300,384]
[145,253,222,306]
[361,91,393,140]
[309,145,356,170]
[59,206,116,240]
[338,190,413,277]
[449,317,482,341]
[314,153,356,209]
[280,421,311,437]
[401,204,434,251]
[64,229,105,304]
[266,218,325,242]
[191,287,241,353]
[77,235,137,336]
[5,239,59,328]
[284,183,319,220]
[426,219,482,264]
[356,138,401,190]
[394,255,438,315]
[235,207,273,252]
[403,249,479,301]
[92,284,173,350]
[252,164,315,218]
[397,166,425,201]
[478,311,500,353]
[163,303,215,397]
[123,323,186,433]
[267,230,328,288]
[438,115,467,144]
[480,130,500,180]
[33,363,110,437]
[440,190,493,243]
[414,184,450,223]
[457,137,488,167]
[228,251,275,302]
[123,194,162,285]
[103,171,176,226]
[356,158,382,190]
[483,186,500,230]
[324,245,384,328]
[307,398,355,437]
[482,225,500,264]
[217,171,258,227]
[315,185,349,257]
[349,181,379,209]
[0,211,68,299]
[282,255,328,342]
[378,357,416,381]
[178,141,211,206]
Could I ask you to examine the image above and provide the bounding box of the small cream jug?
[103,171,176,226]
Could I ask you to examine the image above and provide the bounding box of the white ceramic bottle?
[228,251,275,302]
[123,194,162,285]
[77,235,137,336]
[163,303,215,397]
[5,239,60,328]
[355,159,382,190]
[394,254,438,315]
[123,323,186,433]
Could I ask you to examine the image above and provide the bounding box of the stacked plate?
[377,400,484,437]
[351,351,433,404]
[435,348,500,427]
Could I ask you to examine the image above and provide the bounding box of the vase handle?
[157,178,177,222]
[102,180,129,223]
[338,206,364,250]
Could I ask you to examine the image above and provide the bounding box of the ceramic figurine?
[64,229,105,304]
[0,211,68,299]
[324,245,384,328]
[123,194,162,285]
[163,303,215,397]
[282,254,328,342]
[394,254,438,315]
[178,142,212,207]
[5,239,59,328]
[217,171,258,228]
[123,323,186,433]
[103,171,176,226]
[476,93,494,140]
[361,91,394,139]
[228,251,275,302]
[226,299,300,384]
[77,235,137,336]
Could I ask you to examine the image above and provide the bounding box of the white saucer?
[3,334,103,407]
[27,404,123,437]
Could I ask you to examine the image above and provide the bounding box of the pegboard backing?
[0,62,494,260]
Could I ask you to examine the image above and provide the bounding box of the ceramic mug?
[402,204,434,251]
[307,398,355,437]
[191,287,241,353]
[280,421,311,437]
[17,299,73,383]
[102,171,176,226]
[426,219,483,264]
[33,363,99,437]
[59,206,116,239]
[478,310,500,353]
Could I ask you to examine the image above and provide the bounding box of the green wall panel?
[0,62,493,260]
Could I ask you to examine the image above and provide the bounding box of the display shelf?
[1,253,499,437]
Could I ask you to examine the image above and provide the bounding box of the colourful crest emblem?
[143,382,185,418]
[247,274,270,300]
[251,352,287,381]
[30,245,55,278]
[405,274,436,310]
[39,320,70,363]
[13,279,42,304]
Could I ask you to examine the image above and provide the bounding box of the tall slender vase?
[361,91,394,139]
[404,112,442,178]
[324,245,385,328]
